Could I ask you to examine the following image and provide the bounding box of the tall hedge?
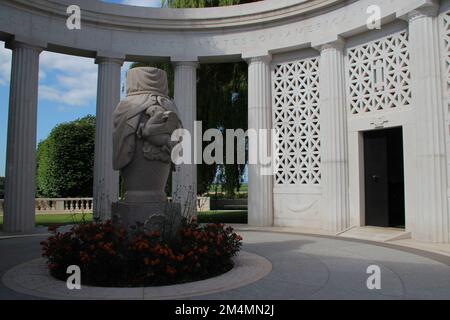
[36,116,95,198]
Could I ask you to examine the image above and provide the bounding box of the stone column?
[93,56,123,221]
[316,38,350,233]
[406,2,449,243]
[172,61,198,217]
[3,40,43,233]
[246,55,274,227]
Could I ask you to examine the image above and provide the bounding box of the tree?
[36,116,95,198]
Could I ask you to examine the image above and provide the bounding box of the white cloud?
[0,48,99,108]
[38,52,98,107]
[121,0,163,7]
[0,48,11,86]
[0,45,132,110]
[39,72,97,107]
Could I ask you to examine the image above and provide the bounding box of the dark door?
[364,127,405,228]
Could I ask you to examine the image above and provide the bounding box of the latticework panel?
[347,31,411,115]
[272,57,321,186]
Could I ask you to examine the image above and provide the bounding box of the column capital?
[397,0,439,22]
[313,36,346,53]
[172,60,200,69]
[95,51,125,66]
[5,38,45,52]
[95,56,124,66]
[243,53,272,65]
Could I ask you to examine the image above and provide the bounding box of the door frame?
[347,108,415,232]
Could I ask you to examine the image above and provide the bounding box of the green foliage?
[195,62,248,197]
[36,116,95,197]
[197,210,247,224]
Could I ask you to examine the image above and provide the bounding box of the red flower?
[48,263,58,270]
[48,225,60,233]
[165,265,177,275]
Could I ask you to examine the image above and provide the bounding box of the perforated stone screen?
[272,57,321,186]
[347,31,411,115]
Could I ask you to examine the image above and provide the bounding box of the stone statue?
[111,67,183,235]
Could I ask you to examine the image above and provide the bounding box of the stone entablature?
[0,0,434,61]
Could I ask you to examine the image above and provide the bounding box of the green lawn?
[0,213,93,230]
[198,210,247,224]
[0,210,248,230]
[208,183,248,193]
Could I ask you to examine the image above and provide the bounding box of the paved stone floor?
[1,230,450,299]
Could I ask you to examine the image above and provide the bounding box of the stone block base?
[112,201,183,239]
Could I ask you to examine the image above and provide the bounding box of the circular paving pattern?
[2,231,450,299]
[1,251,271,300]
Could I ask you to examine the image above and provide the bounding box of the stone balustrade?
[0,197,211,215]
[35,198,93,214]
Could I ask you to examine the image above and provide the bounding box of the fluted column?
[316,39,350,233]
[246,55,274,227]
[406,2,449,243]
[172,61,198,217]
[3,40,43,233]
[94,56,123,221]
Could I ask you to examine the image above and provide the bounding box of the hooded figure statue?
[113,67,182,169]
[112,67,182,204]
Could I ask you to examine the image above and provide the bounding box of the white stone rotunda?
[1,0,449,243]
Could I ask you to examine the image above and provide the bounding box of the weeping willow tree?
[130,0,260,197]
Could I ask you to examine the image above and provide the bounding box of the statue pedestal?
[112,201,183,238]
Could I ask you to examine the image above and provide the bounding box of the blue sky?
[0,0,163,176]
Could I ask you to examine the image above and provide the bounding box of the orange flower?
[165,265,177,275]
[94,233,104,240]
[151,258,160,266]
[80,251,90,262]
[48,225,60,233]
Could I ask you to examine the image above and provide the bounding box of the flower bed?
[40,219,242,287]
